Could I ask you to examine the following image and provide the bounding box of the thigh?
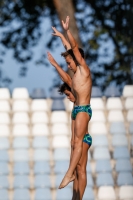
[78,142,90,170]
[74,112,90,140]
[71,120,75,145]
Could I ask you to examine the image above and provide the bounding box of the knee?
[73,138,82,149]
[71,139,74,148]
[77,164,86,176]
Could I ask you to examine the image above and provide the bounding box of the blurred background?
[0,0,133,200]
[0,0,133,95]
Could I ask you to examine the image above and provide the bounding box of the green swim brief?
[83,133,92,146]
[71,104,92,120]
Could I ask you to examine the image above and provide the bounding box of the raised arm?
[47,52,72,87]
[52,27,71,50]
[62,16,88,69]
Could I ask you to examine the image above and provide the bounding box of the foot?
[59,174,75,189]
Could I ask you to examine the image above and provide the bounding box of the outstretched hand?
[47,52,57,67]
[62,16,70,31]
[52,27,62,37]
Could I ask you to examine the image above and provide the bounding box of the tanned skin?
[47,16,92,199]
[58,16,92,195]
[64,89,90,200]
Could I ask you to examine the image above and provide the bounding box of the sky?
[0,8,115,98]
[0,17,64,97]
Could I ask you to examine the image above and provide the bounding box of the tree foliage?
[75,0,133,89]
[0,0,133,89]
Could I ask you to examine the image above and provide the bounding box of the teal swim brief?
[71,104,92,120]
[83,133,92,146]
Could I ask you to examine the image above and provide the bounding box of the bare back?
[71,65,92,105]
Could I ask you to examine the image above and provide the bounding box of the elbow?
[66,79,72,88]
[61,77,71,88]
[64,74,72,87]
[72,43,78,50]
[61,77,65,83]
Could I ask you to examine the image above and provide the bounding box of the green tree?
[77,0,133,89]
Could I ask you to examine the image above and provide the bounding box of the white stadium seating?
[123,85,133,97]
[31,112,49,124]
[0,101,10,112]
[0,88,10,100]
[12,88,29,99]
[12,100,30,112]
[31,99,49,112]
[106,97,123,110]
[90,98,105,110]
[0,85,132,200]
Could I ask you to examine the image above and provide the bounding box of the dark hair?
[58,83,71,95]
[61,48,85,60]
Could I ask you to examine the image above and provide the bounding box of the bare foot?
[59,174,75,189]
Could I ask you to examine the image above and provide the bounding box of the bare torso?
[71,66,92,105]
